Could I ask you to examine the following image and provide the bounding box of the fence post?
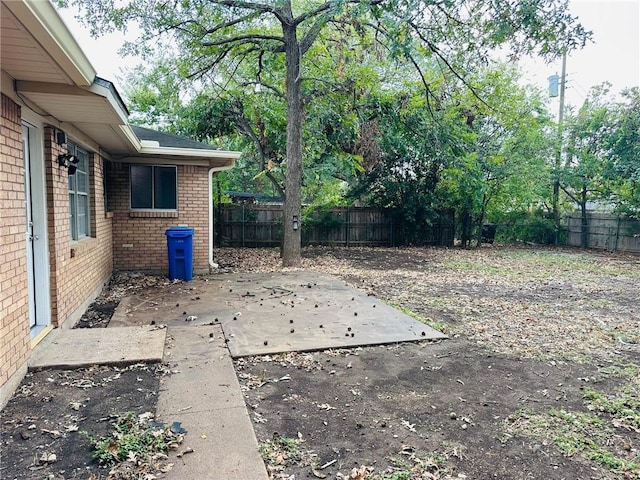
[390,215,393,247]
[242,203,245,248]
[614,216,621,252]
[346,207,350,247]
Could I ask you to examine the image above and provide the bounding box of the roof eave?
[4,0,96,86]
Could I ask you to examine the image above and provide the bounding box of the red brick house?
[0,0,240,408]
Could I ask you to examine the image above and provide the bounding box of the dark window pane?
[131,165,153,209]
[154,166,177,210]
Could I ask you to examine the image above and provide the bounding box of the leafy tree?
[561,84,614,247]
[60,0,590,263]
[433,65,554,246]
[605,87,640,216]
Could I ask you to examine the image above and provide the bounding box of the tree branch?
[240,81,285,98]
[299,12,330,55]
[205,12,260,35]
[407,20,493,112]
[206,0,283,21]
[560,184,580,204]
[202,33,284,47]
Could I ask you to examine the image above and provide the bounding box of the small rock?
[449,412,457,420]
[186,315,198,322]
[264,340,268,346]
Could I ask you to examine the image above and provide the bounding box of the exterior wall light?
[58,153,79,174]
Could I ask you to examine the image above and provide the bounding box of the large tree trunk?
[281,23,303,266]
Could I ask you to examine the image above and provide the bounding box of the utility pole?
[552,52,567,244]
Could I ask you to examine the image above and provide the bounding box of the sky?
[59,0,640,111]
[519,0,640,111]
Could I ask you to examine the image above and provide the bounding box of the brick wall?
[109,163,210,272]
[44,127,113,328]
[0,94,30,406]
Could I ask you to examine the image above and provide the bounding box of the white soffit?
[15,80,128,125]
[1,0,95,86]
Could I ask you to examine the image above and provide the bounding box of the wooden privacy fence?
[217,205,455,248]
[566,213,640,253]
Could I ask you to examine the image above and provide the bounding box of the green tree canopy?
[60,0,591,260]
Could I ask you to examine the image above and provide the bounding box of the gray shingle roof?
[132,125,221,151]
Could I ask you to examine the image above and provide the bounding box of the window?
[130,165,177,210]
[68,143,90,240]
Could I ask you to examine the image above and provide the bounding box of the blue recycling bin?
[165,226,194,281]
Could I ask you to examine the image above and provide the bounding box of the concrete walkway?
[29,325,166,369]
[30,271,447,479]
[30,323,269,479]
[156,325,268,480]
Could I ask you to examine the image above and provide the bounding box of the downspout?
[208,166,233,270]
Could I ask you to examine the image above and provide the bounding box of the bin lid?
[165,226,194,237]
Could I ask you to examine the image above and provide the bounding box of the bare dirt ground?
[1,246,639,480]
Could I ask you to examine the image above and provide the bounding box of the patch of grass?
[422,296,454,310]
[505,408,640,477]
[377,471,411,480]
[384,301,452,335]
[601,363,640,378]
[259,434,304,467]
[498,249,640,279]
[583,384,640,432]
[442,259,512,276]
[376,448,454,479]
[82,411,180,467]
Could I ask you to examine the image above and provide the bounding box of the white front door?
[22,123,51,337]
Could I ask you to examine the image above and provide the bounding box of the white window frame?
[129,164,178,211]
[68,143,90,241]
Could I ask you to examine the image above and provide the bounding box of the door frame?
[21,112,51,340]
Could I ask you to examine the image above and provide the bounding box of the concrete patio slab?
[28,326,166,370]
[218,272,447,357]
[110,271,447,358]
[157,325,268,480]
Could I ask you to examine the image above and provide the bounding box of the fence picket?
[216,205,454,248]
